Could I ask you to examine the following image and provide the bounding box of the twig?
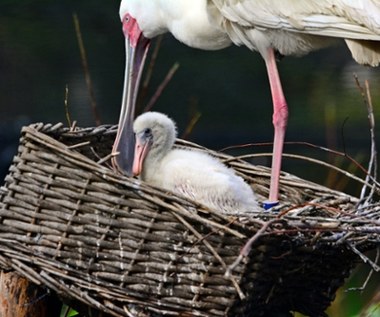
[134,192,246,238]
[123,306,137,317]
[229,152,380,191]
[346,247,380,292]
[137,35,163,111]
[348,243,380,272]
[277,202,356,218]
[96,153,114,166]
[354,75,378,206]
[340,117,350,163]
[364,80,377,185]
[143,62,180,112]
[67,141,91,149]
[70,120,77,131]
[181,111,201,140]
[170,207,246,300]
[64,84,72,128]
[222,140,373,181]
[143,36,163,89]
[73,13,101,126]
[225,219,279,277]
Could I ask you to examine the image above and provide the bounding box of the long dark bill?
[112,35,150,175]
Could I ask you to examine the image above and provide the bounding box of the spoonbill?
[133,111,259,213]
[112,0,380,209]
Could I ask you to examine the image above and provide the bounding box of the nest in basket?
[0,122,379,317]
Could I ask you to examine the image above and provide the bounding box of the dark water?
[1,1,380,195]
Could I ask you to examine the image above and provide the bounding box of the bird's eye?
[144,128,152,135]
[125,16,129,23]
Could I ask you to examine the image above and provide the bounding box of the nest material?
[0,123,379,317]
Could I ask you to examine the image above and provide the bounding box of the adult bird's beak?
[112,15,150,175]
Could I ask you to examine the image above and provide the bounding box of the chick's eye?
[144,128,152,135]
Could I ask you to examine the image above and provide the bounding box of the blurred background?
[1,1,379,316]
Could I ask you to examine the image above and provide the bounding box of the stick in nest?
[170,207,246,300]
[225,218,280,278]
[73,13,101,126]
[346,247,380,292]
[354,75,378,206]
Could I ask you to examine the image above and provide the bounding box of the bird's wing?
[160,150,245,211]
[210,0,380,40]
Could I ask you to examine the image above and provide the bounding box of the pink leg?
[263,48,288,207]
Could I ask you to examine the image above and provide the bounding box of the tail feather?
[345,39,380,66]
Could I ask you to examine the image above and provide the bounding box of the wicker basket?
[0,123,378,317]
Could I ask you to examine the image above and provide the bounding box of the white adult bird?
[133,111,259,213]
[111,0,380,209]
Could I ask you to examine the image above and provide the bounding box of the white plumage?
[112,0,380,208]
[120,0,380,64]
[133,112,259,214]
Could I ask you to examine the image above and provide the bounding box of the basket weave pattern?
[0,123,378,317]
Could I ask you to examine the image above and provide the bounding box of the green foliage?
[60,304,79,317]
[360,303,380,317]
